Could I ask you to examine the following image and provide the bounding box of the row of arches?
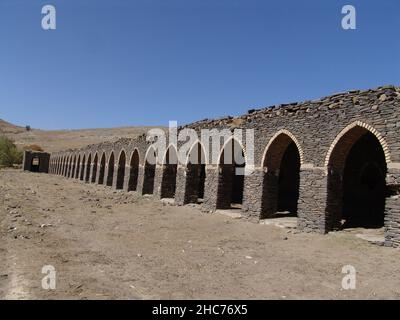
[49,122,390,231]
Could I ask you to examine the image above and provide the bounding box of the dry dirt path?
[0,169,399,299]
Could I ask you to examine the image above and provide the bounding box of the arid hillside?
[0,119,160,152]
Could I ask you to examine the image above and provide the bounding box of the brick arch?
[85,153,91,182]
[185,140,208,166]
[160,145,179,199]
[261,129,304,169]
[116,149,127,189]
[98,152,106,184]
[324,121,390,231]
[106,151,115,186]
[161,144,178,165]
[217,136,247,166]
[75,154,81,179]
[91,152,99,183]
[325,121,391,170]
[127,148,140,191]
[80,154,86,180]
[142,146,157,195]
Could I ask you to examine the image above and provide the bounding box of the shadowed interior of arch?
[128,150,139,191]
[79,155,86,180]
[261,134,300,218]
[75,156,80,179]
[327,129,388,230]
[143,148,157,195]
[106,153,115,186]
[160,146,178,199]
[217,139,245,210]
[185,143,206,204]
[85,154,91,182]
[98,153,106,184]
[91,154,98,183]
[116,151,126,189]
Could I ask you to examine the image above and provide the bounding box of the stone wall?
[45,85,400,247]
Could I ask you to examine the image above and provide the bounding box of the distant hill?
[0,119,160,153]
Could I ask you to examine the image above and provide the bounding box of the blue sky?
[0,0,399,130]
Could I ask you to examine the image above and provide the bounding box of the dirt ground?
[0,169,399,300]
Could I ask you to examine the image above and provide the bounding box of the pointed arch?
[260,130,302,217]
[79,154,86,180]
[216,137,246,209]
[116,149,126,189]
[106,152,115,186]
[183,141,207,203]
[128,149,140,191]
[91,153,99,183]
[142,146,157,195]
[85,153,91,182]
[325,122,389,230]
[160,145,179,199]
[98,152,106,184]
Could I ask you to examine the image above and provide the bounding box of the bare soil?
[1,169,399,300]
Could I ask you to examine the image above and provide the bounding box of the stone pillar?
[174,166,187,205]
[136,165,146,195]
[384,166,400,247]
[241,168,264,221]
[297,164,328,233]
[123,165,131,191]
[153,166,164,199]
[202,165,219,212]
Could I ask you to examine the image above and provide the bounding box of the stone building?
[31,86,400,247]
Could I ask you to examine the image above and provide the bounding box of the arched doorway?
[116,151,126,189]
[160,146,178,199]
[185,142,207,203]
[98,153,106,184]
[80,155,86,180]
[217,139,246,209]
[143,147,157,195]
[76,155,81,179]
[71,156,76,178]
[326,124,388,230]
[261,132,301,218]
[85,154,91,182]
[128,150,139,191]
[106,152,115,186]
[91,153,98,183]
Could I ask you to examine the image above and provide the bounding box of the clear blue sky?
[0,0,399,130]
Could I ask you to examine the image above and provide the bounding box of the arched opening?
[91,153,98,183]
[80,155,86,180]
[67,156,72,177]
[76,155,81,179]
[261,133,301,218]
[71,156,76,178]
[217,139,246,209]
[160,146,178,199]
[106,152,115,186]
[116,151,126,189]
[326,127,388,230]
[63,157,68,176]
[128,150,139,191]
[143,147,157,195]
[85,154,91,182]
[98,153,106,184]
[31,156,40,172]
[185,142,207,203]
